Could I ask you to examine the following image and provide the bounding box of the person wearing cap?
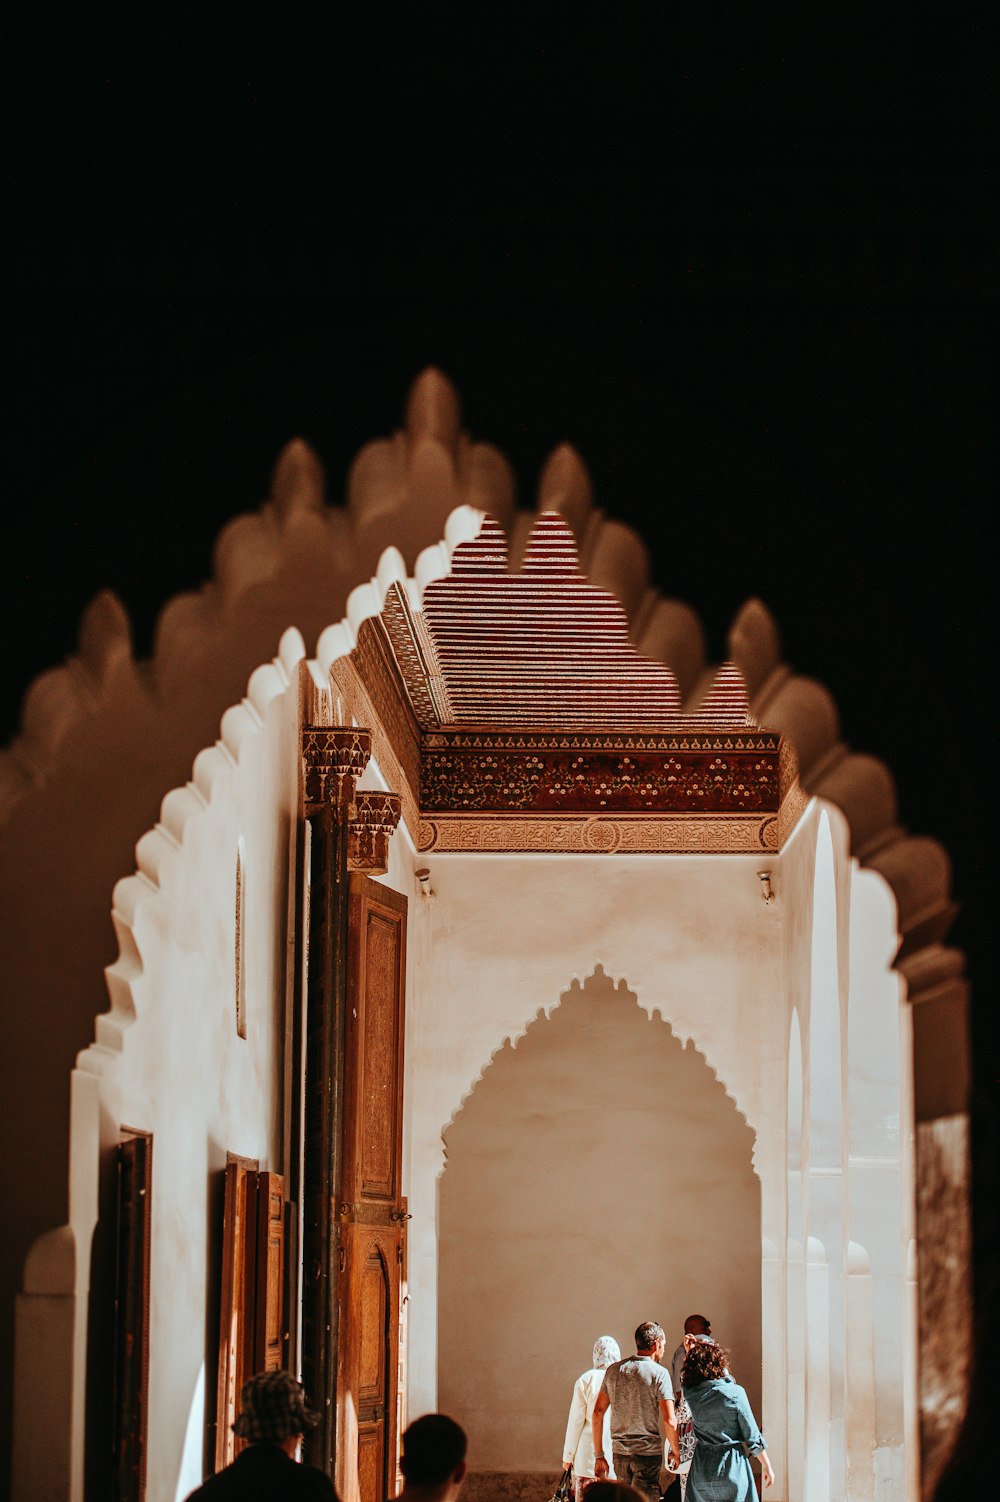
[389,1413,467,1502]
[183,1369,339,1499]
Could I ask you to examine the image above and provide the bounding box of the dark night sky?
[4,7,997,1444]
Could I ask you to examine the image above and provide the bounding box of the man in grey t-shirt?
[591,1322,679,1501]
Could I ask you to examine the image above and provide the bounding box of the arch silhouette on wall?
[438,964,760,1474]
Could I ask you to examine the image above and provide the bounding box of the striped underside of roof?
[414,513,753,731]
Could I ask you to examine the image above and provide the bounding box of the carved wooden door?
[336,876,407,1502]
[215,1159,285,1469]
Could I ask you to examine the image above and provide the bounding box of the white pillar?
[805,1236,831,1502]
[786,1235,806,1502]
[845,1242,875,1502]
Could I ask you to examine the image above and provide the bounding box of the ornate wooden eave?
[417,727,801,855]
[340,514,806,854]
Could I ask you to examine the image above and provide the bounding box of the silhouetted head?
[400,1413,468,1488]
[232,1370,318,1443]
[586,1483,648,1502]
[683,1314,711,1337]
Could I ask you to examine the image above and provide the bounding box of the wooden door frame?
[335,875,408,1502]
[112,1127,153,1502]
[300,794,353,1471]
[215,1153,260,1471]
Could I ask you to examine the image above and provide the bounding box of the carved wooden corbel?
[349,791,403,874]
[301,726,372,815]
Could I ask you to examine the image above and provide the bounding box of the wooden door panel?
[357,1427,384,1502]
[344,880,407,1209]
[359,908,401,1199]
[216,1160,285,1470]
[255,1172,285,1372]
[358,1246,388,1407]
[338,1225,399,1502]
[216,1158,256,1470]
[338,876,407,1502]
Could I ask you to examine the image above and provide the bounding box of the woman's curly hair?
[681,1338,732,1387]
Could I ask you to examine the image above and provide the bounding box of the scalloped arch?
[0,368,963,1016]
[439,963,760,1175]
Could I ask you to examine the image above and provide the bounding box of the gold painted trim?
[418,811,783,854]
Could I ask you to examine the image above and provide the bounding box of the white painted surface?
[44,641,305,1502]
[402,849,781,1466]
[437,966,761,1471]
[15,660,915,1502]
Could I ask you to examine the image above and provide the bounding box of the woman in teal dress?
[680,1339,774,1502]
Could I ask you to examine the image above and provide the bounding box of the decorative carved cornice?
[328,514,818,851]
[421,740,785,816]
[379,581,453,728]
[349,791,403,874]
[418,812,782,855]
[423,729,781,753]
[301,726,372,814]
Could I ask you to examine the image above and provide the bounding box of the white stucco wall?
[53,634,306,1502]
[386,802,912,1496]
[401,849,785,1471]
[437,965,761,1471]
[21,651,914,1502]
[777,802,912,1501]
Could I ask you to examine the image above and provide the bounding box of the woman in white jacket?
[562,1336,621,1501]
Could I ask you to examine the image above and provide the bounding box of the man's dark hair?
[634,1321,664,1351]
[400,1413,468,1487]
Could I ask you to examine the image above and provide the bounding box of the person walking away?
[388,1413,468,1502]
[183,1370,338,1500]
[592,1321,679,1502]
[680,1339,774,1501]
[669,1316,712,1402]
[562,1335,622,1500]
[668,1317,713,1500]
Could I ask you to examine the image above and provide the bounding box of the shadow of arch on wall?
[438,964,761,1475]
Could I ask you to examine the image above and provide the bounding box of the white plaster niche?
[437,966,761,1476]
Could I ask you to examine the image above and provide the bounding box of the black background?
[4,9,996,1484]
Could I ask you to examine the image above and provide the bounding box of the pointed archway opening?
[438,965,761,1476]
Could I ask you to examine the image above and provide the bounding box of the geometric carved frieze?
[349,791,403,874]
[418,812,782,855]
[301,725,372,815]
[379,579,453,728]
[421,735,784,816]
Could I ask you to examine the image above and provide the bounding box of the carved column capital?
[302,726,372,814]
[349,791,403,875]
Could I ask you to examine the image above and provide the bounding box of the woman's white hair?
[592,1335,621,1369]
